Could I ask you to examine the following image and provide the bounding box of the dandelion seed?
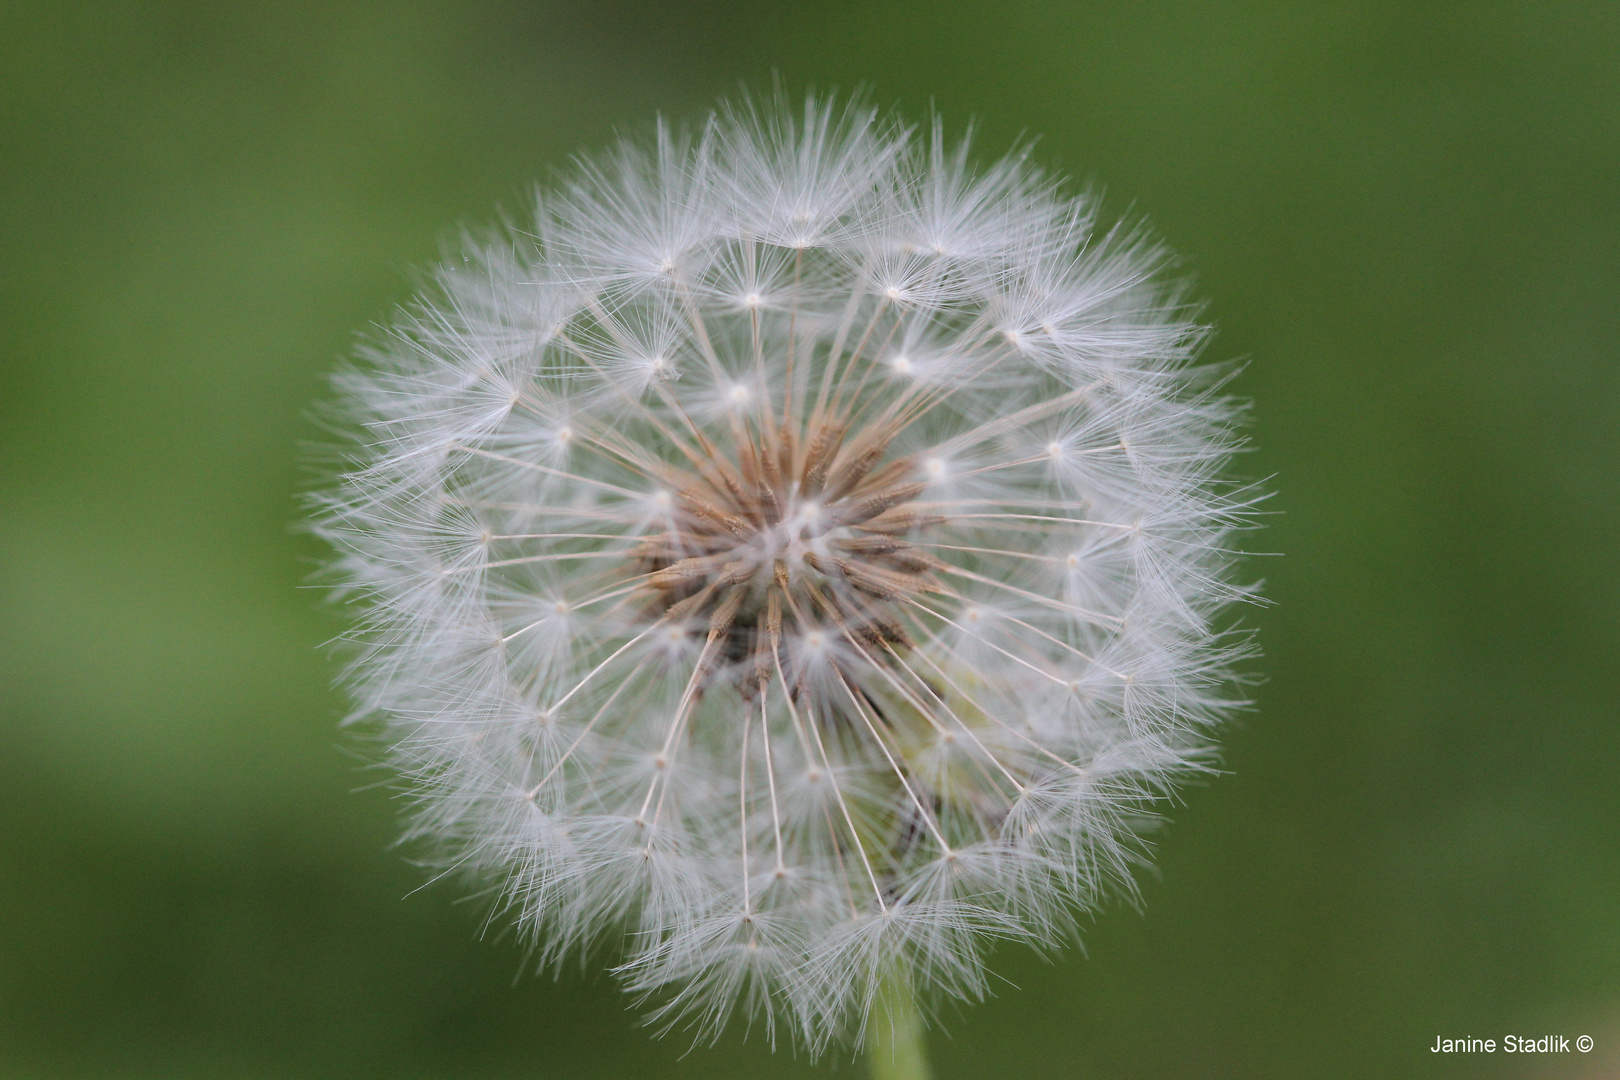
[311,91,1262,1060]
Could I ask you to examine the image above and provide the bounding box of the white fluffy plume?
[312,92,1261,1053]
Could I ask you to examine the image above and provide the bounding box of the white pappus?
[311,92,1263,1055]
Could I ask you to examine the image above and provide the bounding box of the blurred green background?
[2,3,1617,1078]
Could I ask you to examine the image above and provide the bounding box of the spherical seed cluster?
[313,95,1259,1051]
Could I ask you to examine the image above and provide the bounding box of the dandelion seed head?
[312,90,1261,1054]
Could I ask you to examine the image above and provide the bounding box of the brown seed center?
[635,418,943,696]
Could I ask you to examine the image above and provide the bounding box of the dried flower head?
[313,93,1259,1054]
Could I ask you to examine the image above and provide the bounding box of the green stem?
[866,968,932,1080]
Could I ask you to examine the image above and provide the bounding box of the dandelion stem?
[866,967,931,1080]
